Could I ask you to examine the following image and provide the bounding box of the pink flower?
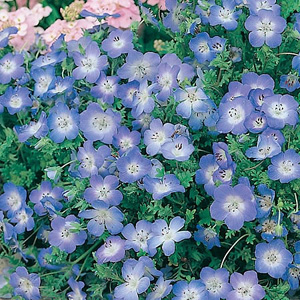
[15,0,39,9]
[42,17,99,46]
[83,0,141,29]
[0,4,52,50]
[141,0,166,10]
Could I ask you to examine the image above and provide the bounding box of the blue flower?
[244,112,268,133]
[31,67,55,98]
[48,215,87,253]
[0,53,25,84]
[78,200,124,236]
[117,80,139,108]
[0,27,18,48]
[10,267,40,300]
[248,0,280,15]
[245,10,286,48]
[10,206,34,234]
[116,147,152,183]
[122,220,153,253]
[195,154,219,196]
[47,102,79,143]
[144,119,174,156]
[255,239,293,278]
[262,94,298,129]
[72,41,108,83]
[144,174,185,200]
[118,50,160,82]
[227,271,265,300]
[246,135,281,160]
[161,136,194,162]
[0,182,26,217]
[114,260,150,300]
[194,225,221,249]
[37,248,65,271]
[102,29,134,58]
[67,278,87,300]
[79,103,121,143]
[255,184,275,219]
[268,149,300,183]
[148,216,191,256]
[280,74,300,92]
[31,51,66,70]
[112,126,141,155]
[84,174,123,206]
[175,86,209,119]
[282,264,300,290]
[76,141,106,178]
[256,213,288,242]
[200,267,232,299]
[153,63,179,102]
[14,111,49,143]
[29,181,64,217]
[146,277,173,300]
[189,32,216,63]
[172,280,206,300]
[210,184,256,230]
[217,97,253,135]
[91,72,120,105]
[96,236,125,264]
[0,86,32,115]
[242,72,275,91]
[209,0,242,30]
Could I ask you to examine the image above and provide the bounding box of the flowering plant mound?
[1,0,300,299]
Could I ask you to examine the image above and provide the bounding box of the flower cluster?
[1,0,300,299]
[0,4,52,50]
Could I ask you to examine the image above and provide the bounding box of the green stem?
[220,234,249,268]
[277,52,298,56]
[72,239,102,265]
[244,160,264,171]
[294,193,299,212]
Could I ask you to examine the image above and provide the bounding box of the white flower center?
[96,186,110,199]
[81,56,97,72]
[127,163,140,175]
[263,249,281,266]
[112,36,124,48]
[7,193,21,211]
[259,21,273,34]
[224,196,244,213]
[19,278,33,294]
[56,115,73,130]
[206,278,222,294]
[103,240,120,257]
[219,8,232,20]
[198,42,209,53]
[1,59,15,73]
[227,106,245,124]
[278,160,294,175]
[91,115,110,131]
[10,94,22,108]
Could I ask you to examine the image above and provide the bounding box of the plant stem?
[220,234,249,268]
[295,193,299,212]
[72,239,102,265]
[244,160,264,171]
[277,52,298,56]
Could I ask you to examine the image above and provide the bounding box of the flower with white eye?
[47,102,79,144]
[210,184,256,230]
[227,271,265,300]
[255,239,293,278]
[268,149,300,183]
[200,267,232,299]
[148,216,191,256]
